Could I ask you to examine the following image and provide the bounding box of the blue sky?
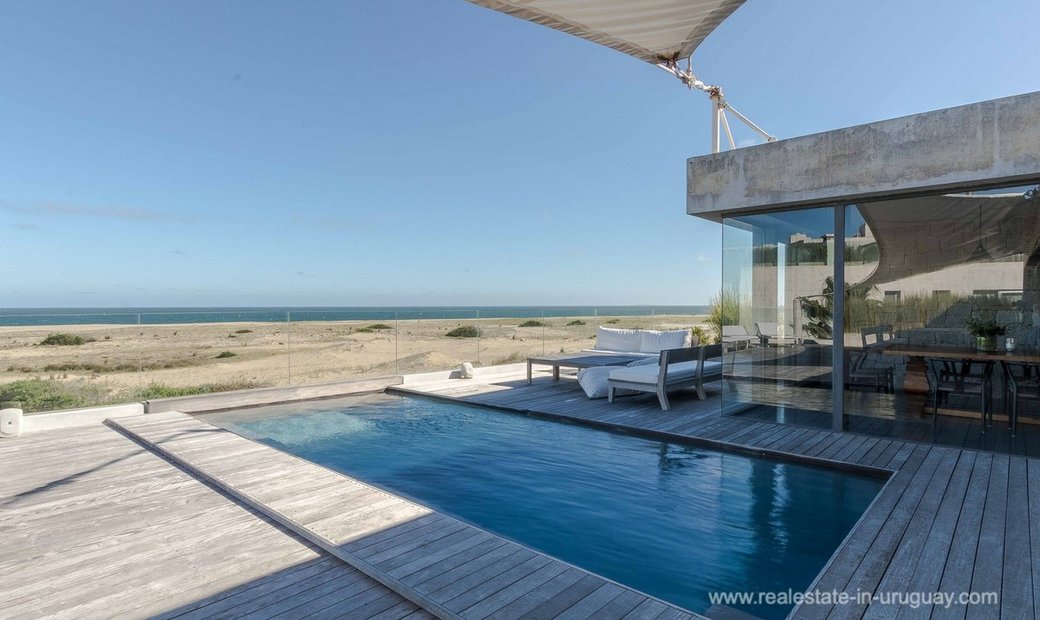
[1,0,1038,308]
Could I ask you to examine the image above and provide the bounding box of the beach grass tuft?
[39,333,95,346]
[518,320,546,327]
[445,326,480,338]
[215,351,237,359]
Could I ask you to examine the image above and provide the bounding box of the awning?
[464,0,746,66]
[856,192,1040,287]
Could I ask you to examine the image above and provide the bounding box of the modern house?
[687,91,1040,437]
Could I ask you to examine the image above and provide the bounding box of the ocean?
[0,306,709,327]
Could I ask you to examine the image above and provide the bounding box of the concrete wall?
[22,403,143,433]
[687,91,1040,220]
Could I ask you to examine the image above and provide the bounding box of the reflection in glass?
[842,184,1040,442]
[721,207,836,425]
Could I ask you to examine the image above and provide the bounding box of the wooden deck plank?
[932,452,993,620]
[999,456,1033,620]
[0,423,417,620]
[966,454,1009,620]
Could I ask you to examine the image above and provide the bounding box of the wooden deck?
[0,423,428,620]
[106,412,704,620]
[398,370,1040,619]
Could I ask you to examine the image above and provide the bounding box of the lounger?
[722,325,754,349]
[607,345,723,410]
[755,322,796,346]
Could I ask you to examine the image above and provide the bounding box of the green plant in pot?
[965,314,1006,351]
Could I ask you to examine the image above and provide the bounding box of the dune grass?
[0,378,265,413]
[39,333,95,346]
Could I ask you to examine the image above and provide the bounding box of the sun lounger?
[722,325,755,349]
[607,345,723,410]
[755,322,796,346]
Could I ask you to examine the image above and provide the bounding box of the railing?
[0,307,708,413]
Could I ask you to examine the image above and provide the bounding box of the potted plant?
[965,314,1006,351]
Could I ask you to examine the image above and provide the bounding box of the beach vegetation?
[707,291,741,344]
[39,333,95,346]
[518,320,546,327]
[565,320,585,326]
[354,327,374,333]
[234,329,252,334]
[445,326,480,338]
[604,319,619,324]
[0,379,110,412]
[134,381,259,400]
[366,324,392,330]
[37,359,197,373]
[215,351,237,358]
[0,378,265,413]
[490,351,526,365]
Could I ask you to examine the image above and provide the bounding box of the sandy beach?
[0,314,708,410]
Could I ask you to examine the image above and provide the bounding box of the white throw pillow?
[577,366,614,399]
[595,326,642,352]
[639,329,692,353]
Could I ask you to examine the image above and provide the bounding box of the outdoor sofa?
[606,344,724,410]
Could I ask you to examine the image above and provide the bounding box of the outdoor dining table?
[879,342,1040,419]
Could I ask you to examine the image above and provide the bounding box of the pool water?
[207,394,884,619]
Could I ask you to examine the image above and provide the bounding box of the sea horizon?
[0,305,710,327]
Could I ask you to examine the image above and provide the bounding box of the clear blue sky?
[2,0,1038,308]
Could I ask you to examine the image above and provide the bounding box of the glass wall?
[842,184,1040,443]
[0,306,711,414]
[721,207,836,426]
[721,182,1040,446]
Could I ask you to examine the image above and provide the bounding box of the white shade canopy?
[465,0,746,65]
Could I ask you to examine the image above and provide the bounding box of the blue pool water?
[207,394,884,619]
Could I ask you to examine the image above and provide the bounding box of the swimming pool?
[206,394,885,619]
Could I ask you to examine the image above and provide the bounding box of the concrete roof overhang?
[686,91,1040,223]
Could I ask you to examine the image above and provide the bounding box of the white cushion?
[609,360,723,385]
[627,357,659,367]
[577,367,613,399]
[595,326,642,353]
[638,329,691,353]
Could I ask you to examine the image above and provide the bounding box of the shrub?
[366,324,392,330]
[604,319,619,324]
[39,333,94,346]
[0,379,108,412]
[518,320,546,327]
[354,327,374,333]
[708,291,741,344]
[215,351,237,359]
[133,381,260,400]
[445,326,480,338]
[565,320,585,326]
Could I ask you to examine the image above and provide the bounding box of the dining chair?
[846,349,895,393]
[925,358,994,437]
[1000,361,1040,436]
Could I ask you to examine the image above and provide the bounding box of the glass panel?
[843,183,1040,446]
[721,207,836,427]
[0,311,141,413]
[287,309,397,384]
